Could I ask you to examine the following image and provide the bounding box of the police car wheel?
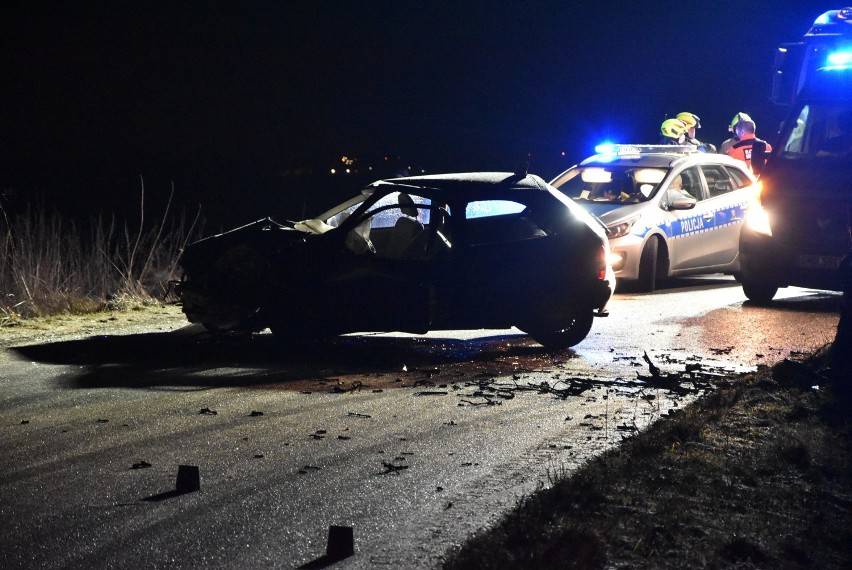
[637,237,660,292]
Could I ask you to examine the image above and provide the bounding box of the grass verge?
[444,351,852,569]
[1,183,199,322]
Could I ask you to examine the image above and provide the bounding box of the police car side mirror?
[664,197,697,211]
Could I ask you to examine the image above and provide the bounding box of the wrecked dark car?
[175,172,615,350]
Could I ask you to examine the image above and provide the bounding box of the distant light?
[345,168,351,174]
[330,168,337,174]
[561,151,566,156]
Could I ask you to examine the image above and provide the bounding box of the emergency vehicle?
[739,7,852,302]
[551,144,758,292]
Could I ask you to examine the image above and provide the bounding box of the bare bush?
[0,180,201,321]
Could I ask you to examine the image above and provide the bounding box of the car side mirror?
[664,196,697,211]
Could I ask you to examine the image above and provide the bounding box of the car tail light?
[597,244,609,280]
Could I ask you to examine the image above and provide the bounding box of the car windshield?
[551,166,668,204]
[779,103,852,160]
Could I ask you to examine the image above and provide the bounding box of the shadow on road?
[616,275,739,294]
[743,292,842,313]
[10,325,566,391]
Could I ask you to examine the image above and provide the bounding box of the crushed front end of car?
[175,218,307,334]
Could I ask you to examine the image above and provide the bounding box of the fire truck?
[739,7,852,303]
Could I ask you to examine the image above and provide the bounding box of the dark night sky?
[0,1,840,225]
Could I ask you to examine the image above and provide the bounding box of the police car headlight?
[745,206,772,236]
[606,216,640,239]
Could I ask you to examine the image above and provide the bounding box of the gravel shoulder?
[0,303,189,348]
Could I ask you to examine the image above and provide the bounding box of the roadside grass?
[443,351,852,569]
[0,184,200,323]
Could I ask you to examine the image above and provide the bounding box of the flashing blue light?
[814,11,832,25]
[594,143,617,155]
[828,50,852,68]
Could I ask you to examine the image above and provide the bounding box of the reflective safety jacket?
[719,136,738,155]
[725,133,772,176]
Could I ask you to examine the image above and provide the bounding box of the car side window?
[668,167,703,201]
[345,192,431,258]
[723,166,752,190]
[465,200,547,245]
[701,165,734,198]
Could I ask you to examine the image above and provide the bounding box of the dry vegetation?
[0,185,199,323]
[444,353,852,569]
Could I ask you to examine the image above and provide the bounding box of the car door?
[701,164,750,267]
[665,166,718,271]
[451,198,549,327]
[323,191,439,333]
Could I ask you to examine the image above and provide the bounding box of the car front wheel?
[636,236,660,292]
[741,276,778,304]
[525,309,595,351]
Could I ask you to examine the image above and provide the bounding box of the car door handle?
[703,213,714,221]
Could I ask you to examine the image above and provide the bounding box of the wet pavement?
[0,277,841,567]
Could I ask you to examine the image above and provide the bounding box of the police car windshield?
[551,166,668,204]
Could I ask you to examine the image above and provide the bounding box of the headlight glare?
[745,206,772,236]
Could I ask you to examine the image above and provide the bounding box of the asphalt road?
[0,276,841,568]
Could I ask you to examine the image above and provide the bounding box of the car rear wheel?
[636,236,660,292]
[525,309,595,351]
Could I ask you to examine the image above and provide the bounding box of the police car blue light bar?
[594,144,698,156]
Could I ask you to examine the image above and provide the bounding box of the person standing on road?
[719,113,742,154]
[724,112,772,176]
[676,112,716,152]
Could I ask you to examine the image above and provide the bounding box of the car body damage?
[175,172,615,350]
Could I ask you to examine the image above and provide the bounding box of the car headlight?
[745,205,772,236]
[606,216,640,239]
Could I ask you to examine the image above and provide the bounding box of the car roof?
[368,172,553,197]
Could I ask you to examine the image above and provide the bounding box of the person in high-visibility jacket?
[719,113,741,155]
[724,112,772,176]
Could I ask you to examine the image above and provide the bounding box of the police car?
[550,144,759,291]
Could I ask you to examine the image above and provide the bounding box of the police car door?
[700,164,747,266]
[665,166,717,271]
